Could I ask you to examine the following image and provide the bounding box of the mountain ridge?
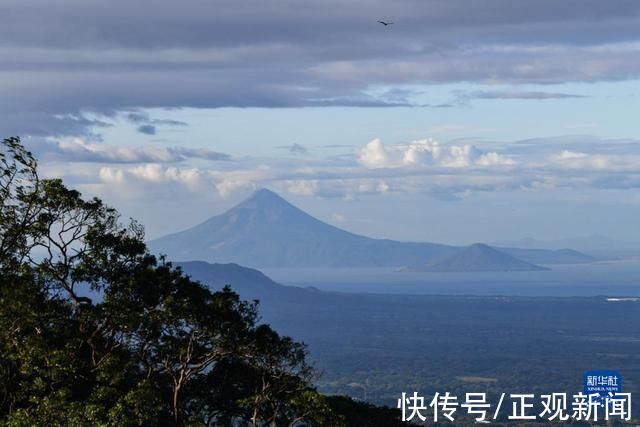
[149,189,594,269]
[150,189,455,267]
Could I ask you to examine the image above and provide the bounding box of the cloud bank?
[2,0,640,137]
[31,138,230,164]
[33,135,639,205]
[358,139,516,169]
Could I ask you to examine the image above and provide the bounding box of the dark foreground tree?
[0,137,342,426]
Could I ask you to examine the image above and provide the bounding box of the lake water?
[263,260,640,297]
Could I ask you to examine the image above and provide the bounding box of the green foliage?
[0,137,342,426]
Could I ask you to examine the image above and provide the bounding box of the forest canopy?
[0,136,345,426]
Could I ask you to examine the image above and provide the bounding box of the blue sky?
[3,0,640,244]
[98,80,640,155]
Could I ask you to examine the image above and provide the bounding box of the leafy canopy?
[0,136,340,426]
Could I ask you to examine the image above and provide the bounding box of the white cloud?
[32,138,230,164]
[358,180,391,194]
[68,136,640,205]
[556,150,589,160]
[358,138,515,169]
[476,152,517,166]
[99,164,209,194]
[287,180,318,196]
[57,138,177,163]
[358,139,391,169]
[98,167,125,184]
[215,179,254,198]
[98,162,275,198]
[549,150,640,171]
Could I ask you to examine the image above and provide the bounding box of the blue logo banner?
[584,370,622,405]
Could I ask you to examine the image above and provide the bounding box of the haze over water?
[265,260,640,297]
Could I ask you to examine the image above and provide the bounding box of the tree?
[0,136,340,426]
[0,136,40,265]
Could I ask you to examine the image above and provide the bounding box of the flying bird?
[377,20,393,26]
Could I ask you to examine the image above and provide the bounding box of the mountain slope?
[150,189,593,268]
[408,243,549,272]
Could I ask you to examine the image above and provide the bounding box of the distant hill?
[150,189,594,269]
[176,261,325,308]
[491,236,634,259]
[499,247,596,265]
[406,243,549,272]
[492,235,631,252]
[176,261,285,297]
